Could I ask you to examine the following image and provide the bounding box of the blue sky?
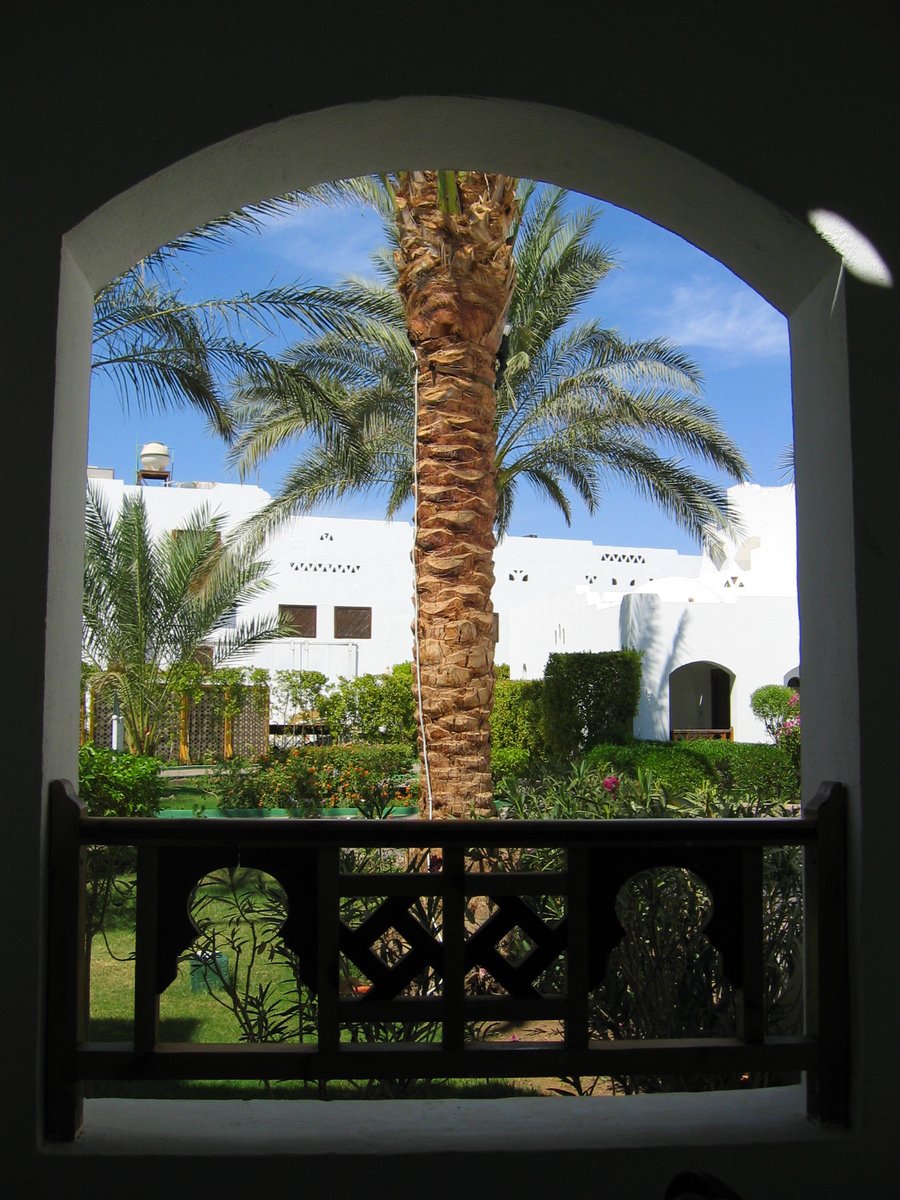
[88,186,792,554]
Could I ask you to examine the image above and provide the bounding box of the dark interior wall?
[3,4,898,1193]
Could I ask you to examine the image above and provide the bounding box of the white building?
[88,470,799,743]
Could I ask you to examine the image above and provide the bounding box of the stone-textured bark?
[393,172,517,818]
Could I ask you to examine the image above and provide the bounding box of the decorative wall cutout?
[289,562,360,574]
[599,552,646,564]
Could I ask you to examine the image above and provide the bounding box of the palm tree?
[229,180,750,817]
[82,484,292,756]
[91,219,362,438]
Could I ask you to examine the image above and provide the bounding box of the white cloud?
[258,206,385,282]
[654,279,788,361]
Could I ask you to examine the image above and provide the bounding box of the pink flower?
[602,775,620,792]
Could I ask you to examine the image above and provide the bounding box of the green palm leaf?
[226,181,749,549]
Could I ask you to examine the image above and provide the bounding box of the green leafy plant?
[542,651,642,757]
[318,665,417,750]
[750,684,798,741]
[77,745,166,1010]
[584,739,800,806]
[491,678,547,765]
[187,867,316,1056]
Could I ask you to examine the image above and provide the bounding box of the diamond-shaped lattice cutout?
[503,925,537,963]
[466,896,567,1000]
[340,896,442,1000]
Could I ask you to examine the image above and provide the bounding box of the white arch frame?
[44,97,860,1152]
[50,97,854,791]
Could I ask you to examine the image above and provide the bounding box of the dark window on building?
[193,643,214,668]
[334,606,372,639]
[279,604,317,637]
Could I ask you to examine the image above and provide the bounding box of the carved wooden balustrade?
[45,780,847,1140]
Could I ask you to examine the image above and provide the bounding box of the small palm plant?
[82,484,293,756]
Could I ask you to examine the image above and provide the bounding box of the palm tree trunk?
[393,172,517,818]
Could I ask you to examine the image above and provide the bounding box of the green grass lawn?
[159,780,218,810]
[87,897,540,1101]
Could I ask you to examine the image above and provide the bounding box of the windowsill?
[45,1086,850,1157]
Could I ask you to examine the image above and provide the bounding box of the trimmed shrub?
[543,650,642,757]
[491,746,532,781]
[584,738,799,804]
[292,742,414,778]
[750,684,797,740]
[209,743,416,810]
[492,678,547,758]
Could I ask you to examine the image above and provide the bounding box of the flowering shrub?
[750,684,798,741]
[209,753,316,812]
[775,691,801,778]
[303,761,416,816]
[209,743,417,814]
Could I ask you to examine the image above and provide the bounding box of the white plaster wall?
[626,594,799,742]
[89,478,799,740]
[700,484,799,597]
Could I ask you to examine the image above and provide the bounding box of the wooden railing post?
[441,844,467,1054]
[134,845,161,1055]
[45,780,86,1140]
[316,846,341,1067]
[737,846,764,1043]
[803,781,849,1122]
[565,846,590,1051]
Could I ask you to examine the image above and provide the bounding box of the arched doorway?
[668,661,734,740]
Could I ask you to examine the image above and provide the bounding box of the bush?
[492,678,547,757]
[290,742,414,779]
[78,744,165,816]
[208,743,416,811]
[491,746,532,782]
[750,684,798,740]
[77,746,166,966]
[542,651,642,757]
[319,664,417,750]
[286,744,415,812]
[583,739,800,806]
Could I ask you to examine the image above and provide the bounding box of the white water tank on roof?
[139,442,171,477]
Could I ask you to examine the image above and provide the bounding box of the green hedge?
[290,742,414,777]
[491,746,532,781]
[583,739,799,803]
[543,650,642,757]
[492,678,547,756]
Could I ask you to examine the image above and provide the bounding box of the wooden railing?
[671,728,734,741]
[45,780,847,1140]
